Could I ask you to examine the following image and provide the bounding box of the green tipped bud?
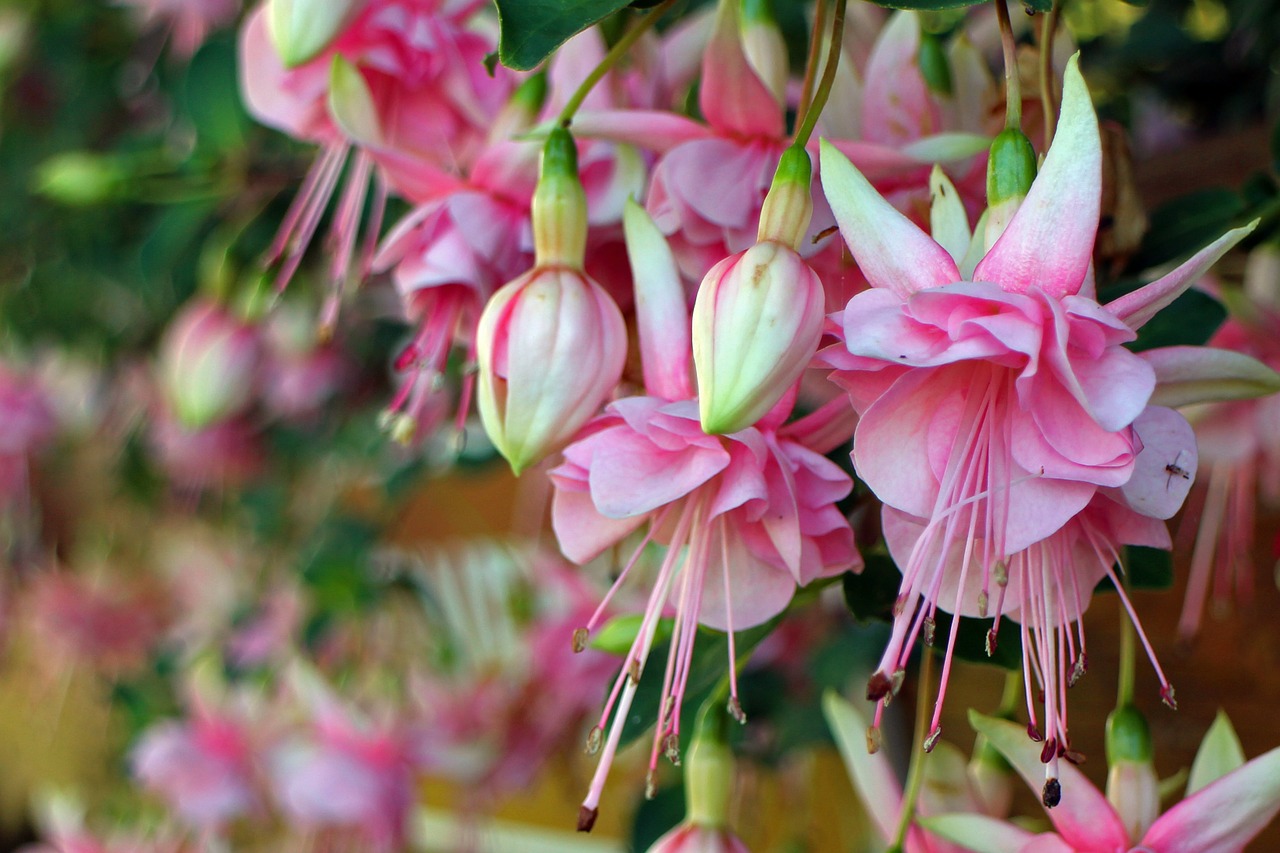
[919,31,953,97]
[531,128,588,269]
[984,128,1037,248]
[1106,704,1153,765]
[757,146,814,249]
[266,0,364,67]
[34,152,126,207]
[685,707,734,827]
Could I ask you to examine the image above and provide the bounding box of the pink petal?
[1118,405,1197,520]
[1141,747,1280,853]
[566,109,713,154]
[969,712,1130,851]
[973,56,1099,299]
[860,12,939,147]
[623,201,694,400]
[699,0,783,139]
[1105,222,1257,329]
[586,426,729,519]
[551,487,646,565]
[820,139,961,299]
[697,527,794,630]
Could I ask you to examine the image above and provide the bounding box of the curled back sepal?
[693,147,823,436]
[474,265,627,475]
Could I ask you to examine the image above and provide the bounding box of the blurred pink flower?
[0,362,56,508]
[114,0,240,58]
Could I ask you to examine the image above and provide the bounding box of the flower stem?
[1117,585,1136,708]
[994,0,1022,131]
[792,0,848,148]
[1038,3,1061,144]
[795,0,830,134]
[556,0,679,128]
[891,651,934,851]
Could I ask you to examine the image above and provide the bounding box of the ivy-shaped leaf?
[493,0,634,70]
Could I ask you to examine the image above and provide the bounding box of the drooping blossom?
[1178,244,1280,640]
[922,711,1280,853]
[819,55,1267,797]
[551,202,860,830]
[131,700,261,831]
[238,0,514,328]
[269,668,417,852]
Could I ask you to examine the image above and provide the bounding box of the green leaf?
[183,36,250,156]
[1187,711,1246,796]
[1094,546,1174,592]
[842,554,901,623]
[616,617,779,749]
[1128,189,1246,272]
[590,614,674,654]
[1128,288,1226,352]
[929,611,1023,671]
[494,0,633,70]
[866,0,1040,13]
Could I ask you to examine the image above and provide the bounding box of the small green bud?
[986,128,1038,209]
[1106,704,1154,765]
[757,146,814,249]
[531,128,588,269]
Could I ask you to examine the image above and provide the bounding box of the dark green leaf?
[842,554,901,623]
[629,778,685,851]
[1127,288,1226,352]
[616,617,779,749]
[929,612,1023,671]
[494,0,634,70]
[1096,546,1174,592]
[183,36,250,156]
[1128,189,1245,272]
[866,0,1017,13]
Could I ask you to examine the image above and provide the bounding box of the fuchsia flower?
[131,703,260,830]
[551,202,860,830]
[269,669,417,852]
[239,0,513,326]
[1178,245,1280,640]
[820,56,1272,798]
[157,298,260,430]
[923,712,1280,853]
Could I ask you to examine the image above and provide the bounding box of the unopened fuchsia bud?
[984,128,1037,249]
[475,128,626,475]
[159,298,261,430]
[1105,705,1159,841]
[646,709,750,853]
[265,0,365,67]
[692,146,824,435]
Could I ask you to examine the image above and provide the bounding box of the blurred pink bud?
[149,411,263,489]
[158,299,260,430]
[475,266,626,474]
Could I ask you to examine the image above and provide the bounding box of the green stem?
[794,0,830,134]
[891,652,934,851]
[997,669,1021,719]
[1038,3,1061,144]
[791,0,848,149]
[556,0,679,127]
[1117,587,1136,708]
[994,0,1022,131]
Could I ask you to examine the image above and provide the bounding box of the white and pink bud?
[475,129,626,474]
[265,0,365,67]
[159,298,260,430]
[1105,705,1159,841]
[646,712,749,853]
[692,147,823,435]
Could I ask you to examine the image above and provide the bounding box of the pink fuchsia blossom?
[148,410,264,490]
[131,703,261,830]
[113,0,240,59]
[819,55,1264,790]
[923,711,1280,853]
[238,0,512,329]
[1177,245,1280,640]
[269,668,417,852]
[552,202,859,830]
